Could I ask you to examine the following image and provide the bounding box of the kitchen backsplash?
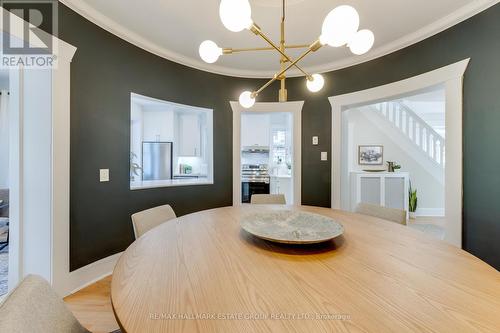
[241,152,269,166]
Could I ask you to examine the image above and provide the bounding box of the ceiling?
[61,0,498,78]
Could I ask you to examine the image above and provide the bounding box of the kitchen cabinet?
[142,110,174,142]
[270,176,292,204]
[241,114,270,147]
[178,114,201,156]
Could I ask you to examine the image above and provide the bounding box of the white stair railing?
[372,101,445,167]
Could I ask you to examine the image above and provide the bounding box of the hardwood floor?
[64,275,119,333]
[408,216,446,240]
[412,216,446,227]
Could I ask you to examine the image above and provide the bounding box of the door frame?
[230,101,303,206]
[328,59,469,248]
[1,7,77,295]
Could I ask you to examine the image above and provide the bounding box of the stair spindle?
[430,134,435,160]
[398,106,403,130]
[405,111,410,135]
[440,141,445,166]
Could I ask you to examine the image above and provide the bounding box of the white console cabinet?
[350,172,409,219]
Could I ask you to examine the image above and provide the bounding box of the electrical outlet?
[312,136,319,145]
[99,169,110,182]
[321,152,328,161]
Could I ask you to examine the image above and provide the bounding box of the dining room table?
[111,205,500,333]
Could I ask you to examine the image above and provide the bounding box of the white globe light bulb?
[306,74,325,93]
[239,91,256,108]
[349,29,375,55]
[321,5,359,47]
[219,0,253,32]
[199,40,222,63]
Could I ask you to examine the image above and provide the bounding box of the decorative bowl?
[241,210,344,244]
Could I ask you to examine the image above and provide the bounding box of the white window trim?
[129,93,214,190]
[329,59,470,248]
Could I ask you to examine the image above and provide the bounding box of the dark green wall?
[59,4,500,270]
[285,5,500,269]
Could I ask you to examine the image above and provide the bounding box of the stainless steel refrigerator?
[142,142,173,181]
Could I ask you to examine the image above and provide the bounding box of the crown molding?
[60,0,499,78]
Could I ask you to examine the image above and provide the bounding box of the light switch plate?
[312,136,319,145]
[99,169,110,182]
[321,152,328,161]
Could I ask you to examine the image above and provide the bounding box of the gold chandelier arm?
[285,44,310,49]
[252,47,314,97]
[249,23,312,79]
[222,44,310,54]
[223,47,274,54]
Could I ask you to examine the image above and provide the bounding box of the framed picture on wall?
[358,145,384,165]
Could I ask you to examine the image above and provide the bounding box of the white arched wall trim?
[231,101,303,206]
[2,8,120,297]
[329,59,470,248]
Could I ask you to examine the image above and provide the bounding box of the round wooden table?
[111,206,500,332]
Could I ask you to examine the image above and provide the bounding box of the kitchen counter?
[130,178,213,190]
[173,173,208,178]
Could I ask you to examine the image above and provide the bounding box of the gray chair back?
[0,275,90,333]
[0,188,8,217]
[356,203,407,225]
[251,194,286,205]
[131,204,177,239]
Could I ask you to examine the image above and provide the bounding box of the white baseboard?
[60,252,122,297]
[416,208,445,217]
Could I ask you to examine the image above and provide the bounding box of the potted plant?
[130,152,142,181]
[387,161,401,172]
[409,182,418,219]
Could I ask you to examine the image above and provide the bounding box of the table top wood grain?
[111,206,500,333]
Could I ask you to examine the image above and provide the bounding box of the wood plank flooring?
[64,275,119,333]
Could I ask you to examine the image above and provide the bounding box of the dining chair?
[0,188,9,251]
[131,204,177,239]
[355,203,407,225]
[0,274,121,333]
[250,194,286,205]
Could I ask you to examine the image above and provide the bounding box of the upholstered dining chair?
[250,194,286,205]
[131,204,177,239]
[0,188,9,251]
[0,274,121,333]
[355,203,407,225]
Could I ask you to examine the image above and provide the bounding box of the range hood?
[242,146,270,153]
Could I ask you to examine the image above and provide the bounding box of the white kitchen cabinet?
[350,172,409,219]
[241,113,270,147]
[178,114,201,156]
[142,110,174,142]
[270,176,292,204]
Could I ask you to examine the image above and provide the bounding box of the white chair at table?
[250,194,286,205]
[0,274,121,333]
[131,204,177,239]
[355,202,407,225]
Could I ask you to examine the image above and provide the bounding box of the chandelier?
[199,0,375,108]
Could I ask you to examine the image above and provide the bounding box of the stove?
[241,164,270,203]
[241,164,270,183]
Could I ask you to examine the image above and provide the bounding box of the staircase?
[370,101,445,168]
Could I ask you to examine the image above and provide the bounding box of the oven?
[242,181,270,203]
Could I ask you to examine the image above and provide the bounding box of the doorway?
[231,101,303,206]
[329,59,469,248]
[0,70,10,296]
[341,86,446,240]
